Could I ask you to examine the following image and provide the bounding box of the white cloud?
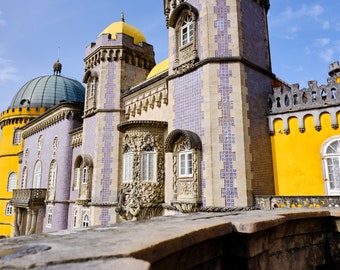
[322,21,330,30]
[308,5,324,18]
[315,38,330,47]
[319,48,334,63]
[0,58,18,82]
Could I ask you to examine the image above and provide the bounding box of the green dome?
[10,75,85,109]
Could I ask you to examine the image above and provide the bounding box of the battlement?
[0,107,45,119]
[268,75,340,115]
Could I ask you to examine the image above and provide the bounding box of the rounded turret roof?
[98,16,146,45]
[9,75,85,109]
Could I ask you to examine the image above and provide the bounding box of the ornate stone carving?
[116,121,167,221]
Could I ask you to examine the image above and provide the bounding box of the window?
[13,129,22,145]
[179,151,193,177]
[74,168,80,189]
[5,203,12,216]
[181,15,194,46]
[47,207,53,227]
[322,138,340,195]
[73,209,78,228]
[89,79,96,97]
[123,146,133,182]
[7,172,16,191]
[142,146,156,181]
[50,161,57,188]
[82,167,88,184]
[21,167,27,189]
[33,161,42,188]
[82,213,89,227]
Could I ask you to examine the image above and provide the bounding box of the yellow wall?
[0,108,44,237]
[271,112,340,196]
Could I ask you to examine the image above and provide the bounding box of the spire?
[121,11,125,22]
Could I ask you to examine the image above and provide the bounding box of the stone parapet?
[0,209,339,269]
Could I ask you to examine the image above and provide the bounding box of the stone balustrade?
[0,209,339,269]
[10,189,46,208]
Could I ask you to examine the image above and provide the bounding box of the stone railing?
[255,195,340,210]
[0,209,339,269]
[10,189,46,208]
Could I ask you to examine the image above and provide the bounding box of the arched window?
[322,138,340,195]
[33,161,42,188]
[7,172,16,191]
[73,209,78,228]
[142,146,156,181]
[46,207,53,227]
[21,167,27,189]
[181,15,194,46]
[5,203,13,216]
[82,213,89,227]
[89,78,96,97]
[49,161,57,188]
[13,129,22,145]
[82,167,88,184]
[123,146,133,182]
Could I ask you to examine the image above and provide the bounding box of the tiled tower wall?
[82,34,155,225]
[166,0,274,206]
[240,0,274,196]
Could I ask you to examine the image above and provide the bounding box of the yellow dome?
[147,59,169,79]
[98,20,146,45]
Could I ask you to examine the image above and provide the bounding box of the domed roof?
[147,59,169,79]
[98,15,146,45]
[9,75,85,109]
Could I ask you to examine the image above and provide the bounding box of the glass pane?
[187,153,193,175]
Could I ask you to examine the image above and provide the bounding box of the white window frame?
[322,137,340,195]
[21,167,27,189]
[82,166,88,184]
[82,213,89,227]
[33,161,42,188]
[7,172,16,192]
[50,161,57,188]
[46,207,53,227]
[89,79,96,97]
[179,150,193,177]
[75,167,81,189]
[73,209,78,228]
[13,128,22,145]
[142,147,156,181]
[5,203,13,216]
[181,15,194,47]
[123,147,133,182]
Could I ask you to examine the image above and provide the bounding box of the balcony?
[10,189,47,208]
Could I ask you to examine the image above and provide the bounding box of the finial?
[53,47,62,75]
[121,11,125,22]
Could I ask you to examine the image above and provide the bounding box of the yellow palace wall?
[271,112,340,196]
[0,108,44,237]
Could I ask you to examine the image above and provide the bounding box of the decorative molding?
[71,130,83,148]
[116,123,167,220]
[22,103,83,139]
[123,83,168,119]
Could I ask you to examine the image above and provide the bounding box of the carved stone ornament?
[116,122,167,221]
[172,136,201,212]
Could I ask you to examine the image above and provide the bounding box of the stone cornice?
[22,103,83,139]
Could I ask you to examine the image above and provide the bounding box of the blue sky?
[0,0,339,113]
